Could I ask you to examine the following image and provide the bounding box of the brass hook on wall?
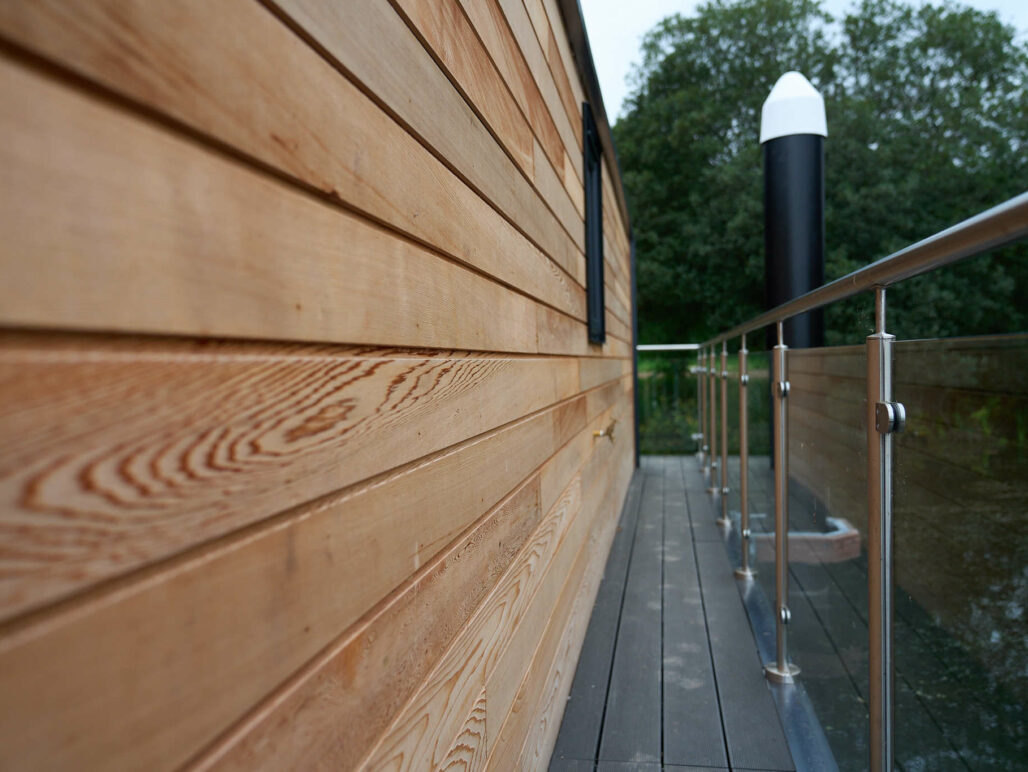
[593,418,617,443]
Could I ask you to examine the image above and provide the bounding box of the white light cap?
[759,71,827,144]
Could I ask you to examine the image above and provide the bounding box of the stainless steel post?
[718,340,731,527]
[700,348,708,463]
[735,333,755,579]
[699,349,707,458]
[707,345,719,493]
[868,287,901,772]
[765,321,799,683]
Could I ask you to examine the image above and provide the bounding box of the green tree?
[615,0,1028,346]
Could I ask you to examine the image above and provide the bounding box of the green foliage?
[636,353,771,455]
[614,0,1028,345]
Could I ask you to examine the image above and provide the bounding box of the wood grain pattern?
[0,333,592,618]
[189,395,624,772]
[441,689,490,771]
[509,460,624,772]
[197,469,544,772]
[360,402,629,770]
[485,439,630,770]
[486,508,596,770]
[0,0,587,309]
[360,472,585,770]
[0,379,629,772]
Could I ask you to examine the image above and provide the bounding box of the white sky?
[580,0,1028,121]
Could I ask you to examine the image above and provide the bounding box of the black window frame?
[583,101,605,344]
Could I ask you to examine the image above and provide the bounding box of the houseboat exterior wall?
[0,0,635,768]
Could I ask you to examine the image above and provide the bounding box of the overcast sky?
[580,0,1028,121]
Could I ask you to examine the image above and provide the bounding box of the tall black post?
[761,72,826,350]
[761,72,827,474]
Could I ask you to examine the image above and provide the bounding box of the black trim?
[584,102,605,344]
[630,235,639,467]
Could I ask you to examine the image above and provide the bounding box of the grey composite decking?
[550,456,795,772]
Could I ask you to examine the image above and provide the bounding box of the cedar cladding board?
[0,1,634,769]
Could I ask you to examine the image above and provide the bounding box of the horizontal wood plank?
[271,0,585,265]
[488,442,632,768]
[0,0,588,311]
[391,0,536,179]
[0,332,597,618]
[391,0,583,251]
[457,0,573,200]
[0,377,630,771]
[0,57,609,353]
[361,400,630,770]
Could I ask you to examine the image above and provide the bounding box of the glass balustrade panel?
[784,344,870,771]
[892,334,1028,770]
[637,351,699,455]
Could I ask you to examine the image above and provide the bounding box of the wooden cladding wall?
[0,1,634,770]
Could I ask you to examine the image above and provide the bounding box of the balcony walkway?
[548,455,817,772]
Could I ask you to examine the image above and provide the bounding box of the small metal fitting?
[874,401,906,434]
[776,380,790,398]
[779,606,792,625]
[721,486,729,495]
[721,370,729,379]
[593,419,617,443]
[742,528,751,540]
[740,373,750,385]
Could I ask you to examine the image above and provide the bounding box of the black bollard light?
[761,71,827,350]
[761,72,826,482]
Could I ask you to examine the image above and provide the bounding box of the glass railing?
[892,335,1028,767]
[784,345,870,771]
[639,191,1028,771]
[636,346,700,455]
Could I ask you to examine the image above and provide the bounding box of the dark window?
[583,102,605,344]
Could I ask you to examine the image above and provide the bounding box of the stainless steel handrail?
[702,191,1028,346]
[636,343,701,351]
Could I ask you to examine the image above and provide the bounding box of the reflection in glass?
[784,345,869,771]
[893,335,1027,769]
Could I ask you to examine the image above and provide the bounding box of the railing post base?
[763,662,800,684]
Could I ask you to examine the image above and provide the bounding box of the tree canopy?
[614,0,1028,345]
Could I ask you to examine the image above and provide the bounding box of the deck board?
[550,473,645,762]
[551,456,796,771]
[662,458,728,768]
[597,461,664,763]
